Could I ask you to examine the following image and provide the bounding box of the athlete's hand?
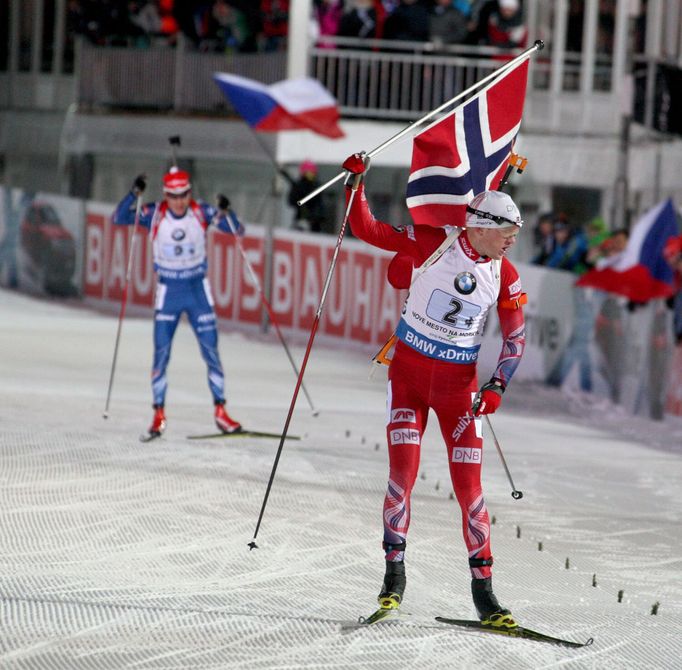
[472,379,504,416]
[342,152,370,175]
[132,174,147,195]
[216,194,230,211]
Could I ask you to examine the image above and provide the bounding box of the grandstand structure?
[1,0,681,258]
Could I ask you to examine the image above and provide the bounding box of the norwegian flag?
[406,59,529,228]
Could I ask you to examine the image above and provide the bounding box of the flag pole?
[298,40,544,207]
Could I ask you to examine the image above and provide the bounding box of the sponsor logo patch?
[452,447,482,463]
[451,416,471,442]
[390,428,420,445]
[391,408,416,423]
[454,271,476,295]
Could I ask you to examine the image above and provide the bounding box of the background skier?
[113,167,244,438]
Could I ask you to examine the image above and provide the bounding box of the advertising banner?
[0,187,83,296]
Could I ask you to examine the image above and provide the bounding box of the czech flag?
[406,59,529,228]
[577,199,680,302]
[213,73,344,139]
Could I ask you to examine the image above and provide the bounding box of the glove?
[472,379,504,416]
[216,194,230,211]
[342,152,369,175]
[132,174,147,195]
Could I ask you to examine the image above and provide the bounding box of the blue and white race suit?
[112,192,243,407]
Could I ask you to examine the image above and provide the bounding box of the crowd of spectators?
[531,212,629,276]
[66,0,531,54]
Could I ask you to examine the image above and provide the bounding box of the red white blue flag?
[577,199,680,302]
[213,73,344,139]
[406,59,529,228]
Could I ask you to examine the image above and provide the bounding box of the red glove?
[472,379,504,416]
[342,153,368,175]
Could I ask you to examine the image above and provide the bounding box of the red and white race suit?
[348,185,526,578]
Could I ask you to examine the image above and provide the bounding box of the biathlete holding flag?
[113,167,244,438]
[342,153,527,627]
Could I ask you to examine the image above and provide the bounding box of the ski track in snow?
[0,288,680,669]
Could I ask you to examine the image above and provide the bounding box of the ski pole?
[168,135,181,167]
[248,173,363,550]
[484,415,523,500]
[298,40,544,207]
[103,193,142,419]
[222,207,319,416]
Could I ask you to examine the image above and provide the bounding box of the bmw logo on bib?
[454,272,476,295]
[172,228,186,241]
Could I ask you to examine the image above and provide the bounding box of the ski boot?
[148,404,166,437]
[215,402,242,434]
[378,560,406,610]
[471,577,517,629]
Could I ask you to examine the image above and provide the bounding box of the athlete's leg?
[433,367,493,579]
[383,345,430,562]
[152,282,181,406]
[186,278,226,403]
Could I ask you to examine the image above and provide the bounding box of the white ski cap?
[465,191,523,229]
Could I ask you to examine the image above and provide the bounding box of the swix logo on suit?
[152,208,207,277]
[397,241,500,362]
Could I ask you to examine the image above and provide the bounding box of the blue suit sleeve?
[112,192,155,229]
[201,202,244,235]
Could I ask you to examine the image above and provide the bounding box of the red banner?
[83,212,405,348]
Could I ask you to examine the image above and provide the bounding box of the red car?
[20,201,77,295]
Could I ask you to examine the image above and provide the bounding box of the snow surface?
[1,287,681,669]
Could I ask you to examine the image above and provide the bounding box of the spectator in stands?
[383,0,431,43]
[260,0,289,51]
[338,0,382,40]
[594,228,628,269]
[204,0,250,52]
[531,211,556,266]
[287,160,328,233]
[128,1,162,45]
[314,0,344,48]
[430,0,470,49]
[485,0,527,49]
[546,219,589,274]
[576,216,610,274]
[664,235,682,344]
[469,0,526,49]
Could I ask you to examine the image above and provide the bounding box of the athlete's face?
[469,226,519,260]
[166,190,191,216]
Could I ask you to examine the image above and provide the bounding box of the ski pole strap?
[498,292,528,310]
[383,541,407,553]
[469,557,494,568]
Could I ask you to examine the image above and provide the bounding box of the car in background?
[20,201,77,295]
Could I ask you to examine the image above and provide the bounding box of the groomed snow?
[1,287,680,669]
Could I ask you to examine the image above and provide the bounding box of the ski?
[187,429,301,441]
[434,617,593,648]
[139,433,162,443]
[359,607,401,626]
